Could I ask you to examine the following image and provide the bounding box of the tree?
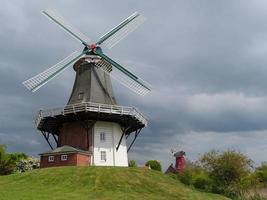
[129,160,137,167]
[0,144,15,175]
[145,160,162,172]
[199,149,254,198]
[0,144,38,175]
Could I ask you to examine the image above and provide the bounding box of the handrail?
[35,102,148,127]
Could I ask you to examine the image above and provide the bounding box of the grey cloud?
[2,0,267,170]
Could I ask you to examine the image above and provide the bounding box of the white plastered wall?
[93,121,128,166]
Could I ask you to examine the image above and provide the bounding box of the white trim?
[112,124,115,166]
[61,154,68,161]
[48,155,54,162]
[100,132,106,142]
[100,151,107,161]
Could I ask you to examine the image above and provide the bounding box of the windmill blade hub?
[89,43,97,50]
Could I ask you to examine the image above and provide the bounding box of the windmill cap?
[73,55,102,71]
[174,151,186,157]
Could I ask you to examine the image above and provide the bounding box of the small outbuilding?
[39,145,91,168]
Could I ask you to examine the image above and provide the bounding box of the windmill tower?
[23,10,151,168]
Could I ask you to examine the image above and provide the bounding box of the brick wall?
[77,154,91,166]
[58,121,93,151]
[40,153,91,168]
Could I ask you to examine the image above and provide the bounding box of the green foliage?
[0,144,14,175]
[256,162,267,185]
[199,149,255,198]
[128,160,137,167]
[193,172,212,191]
[0,144,38,175]
[16,157,39,173]
[145,160,162,172]
[176,169,193,185]
[174,164,212,191]
[235,193,267,200]
[0,144,6,162]
[0,159,14,175]
[0,166,229,200]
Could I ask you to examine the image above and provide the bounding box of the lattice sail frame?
[42,10,91,45]
[95,59,150,96]
[97,12,145,49]
[23,51,84,92]
[23,10,151,96]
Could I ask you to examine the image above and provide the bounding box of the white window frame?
[61,154,68,161]
[100,151,106,161]
[100,132,106,143]
[48,155,54,162]
[78,92,84,100]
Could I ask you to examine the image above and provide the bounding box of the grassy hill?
[0,166,229,200]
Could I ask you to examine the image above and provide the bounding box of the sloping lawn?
[0,166,229,200]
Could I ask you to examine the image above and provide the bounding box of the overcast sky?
[2,0,267,170]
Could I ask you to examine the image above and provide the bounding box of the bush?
[176,169,193,185]
[145,160,162,172]
[199,149,255,198]
[0,144,38,175]
[193,173,212,191]
[128,160,137,167]
[0,145,15,175]
[16,157,39,173]
[256,162,267,186]
[235,193,267,200]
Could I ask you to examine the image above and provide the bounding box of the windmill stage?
[23,10,151,168]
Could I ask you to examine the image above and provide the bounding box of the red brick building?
[40,145,91,168]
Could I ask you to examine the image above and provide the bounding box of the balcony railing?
[35,102,148,127]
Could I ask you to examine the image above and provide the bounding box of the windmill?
[165,149,186,174]
[23,10,151,168]
[171,149,186,171]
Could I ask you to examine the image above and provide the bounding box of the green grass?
[0,166,229,200]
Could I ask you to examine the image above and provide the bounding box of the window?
[100,151,106,161]
[100,132,106,142]
[61,155,68,161]
[48,156,54,162]
[78,92,84,100]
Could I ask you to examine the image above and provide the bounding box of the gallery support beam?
[41,131,53,150]
[127,128,142,152]
[41,131,59,150]
[116,127,131,151]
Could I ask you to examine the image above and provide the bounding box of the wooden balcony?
[35,102,148,135]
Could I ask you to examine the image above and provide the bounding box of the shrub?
[145,160,162,172]
[193,173,212,191]
[16,157,39,173]
[128,160,137,167]
[0,145,15,175]
[256,162,267,186]
[199,149,255,198]
[235,193,267,200]
[0,144,37,175]
[176,169,193,185]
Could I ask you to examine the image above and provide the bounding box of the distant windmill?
[23,10,151,168]
[171,149,186,171]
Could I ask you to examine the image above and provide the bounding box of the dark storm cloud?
[2,0,267,169]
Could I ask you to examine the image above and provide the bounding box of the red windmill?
[173,150,186,171]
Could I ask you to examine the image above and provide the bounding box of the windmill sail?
[42,10,91,45]
[23,10,151,96]
[23,51,84,92]
[97,12,145,49]
[95,51,151,96]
